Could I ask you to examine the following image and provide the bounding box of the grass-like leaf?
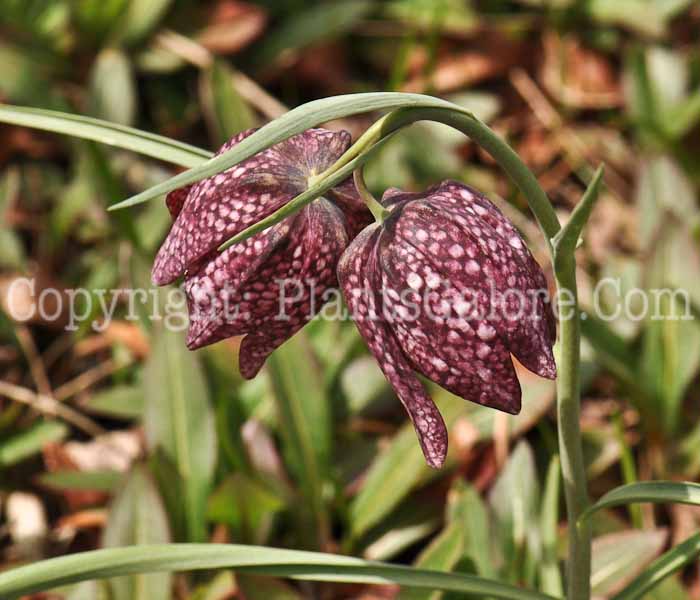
[581,481,700,522]
[0,104,211,168]
[0,544,558,600]
[552,165,604,263]
[108,93,469,210]
[612,532,700,600]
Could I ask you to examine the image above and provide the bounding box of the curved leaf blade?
[612,532,700,600]
[0,544,557,600]
[0,104,211,168]
[581,481,700,522]
[143,326,217,542]
[103,465,172,600]
[109,92,470,210]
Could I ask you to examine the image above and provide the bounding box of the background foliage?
[1,0,699,598]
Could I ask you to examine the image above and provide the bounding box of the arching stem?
[223,105,592,598]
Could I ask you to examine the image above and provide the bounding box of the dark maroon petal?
[184,221,292,349]
[165,184,193,218]
[239,327,290,379]
[235,199,348,376]
[184,199,348,376]
[377,218,522,414]
[338,225,448,468]
[419,182,556,378]
[324,177,373,238]
[152,128,352,286]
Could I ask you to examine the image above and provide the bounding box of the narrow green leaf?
[579,315,638,389]
[143,326,217,542]
[349,394,466,540]
[89,48,137,127]
[0,421,68,466]
[73,0,129,37]
[539,456,563,597]
[113,0,174,45]
[103,465,172,600]
[0,544,558,600]
[108,92,469,210]
[552,165,604,263]
[612,532,700,600]
[448,481,495,578]
[201,59,256,145]
[0,104,211,168]
[0,167,25,270]
[254,0,373,66]
[266,333,331,547]
[399,524,464,600]
[488,441,540,550]
[207,473,285,545]
[668,89,700,138]
[190,571,235,600]
[38,470,122,492]
[587,0,668,37]
[85,385,144,420]
[581,481,700,522]
[591,529,667,596]
[362,503,441,562]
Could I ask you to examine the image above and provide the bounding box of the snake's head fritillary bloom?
[338,181,556,468]
[153,128,371,377]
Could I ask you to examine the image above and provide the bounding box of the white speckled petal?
[183,199,348,378]
[237,198,349,377]
[338,225,448,468]
[152,128,352,285]
[419,181,556,378]
[184,220,292,349]
[378,212,521,414]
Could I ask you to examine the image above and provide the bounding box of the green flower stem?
[353,168,389,223]
[553,257,590,599]
[548,167,602,600]
[228,106,561,248]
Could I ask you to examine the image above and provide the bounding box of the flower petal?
[165,184,193,218]
[153,128,352,285]
[236,199,349,377]
[238,327,293,379]
[377,218,522,414]
[388,182,556,380]
[184,199,348,375]
[184,221,292,349]
[324,177,373,238]
[338,225,448,468]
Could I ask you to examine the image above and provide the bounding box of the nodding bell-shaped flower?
[338,181,556,468]
[152,128,370,378]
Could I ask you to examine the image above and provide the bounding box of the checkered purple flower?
[152,128,370,377]
[338,181,557,468]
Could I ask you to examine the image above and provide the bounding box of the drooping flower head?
[153,128,370,377]
[338,181,556,468]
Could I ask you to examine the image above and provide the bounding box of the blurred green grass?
[0,0,699,598]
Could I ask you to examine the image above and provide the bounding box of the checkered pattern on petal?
[183,199,348,377]
[338,225,449,468]
[377,209,522,413]
[417,181,556,378]
[152,128,353,285]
